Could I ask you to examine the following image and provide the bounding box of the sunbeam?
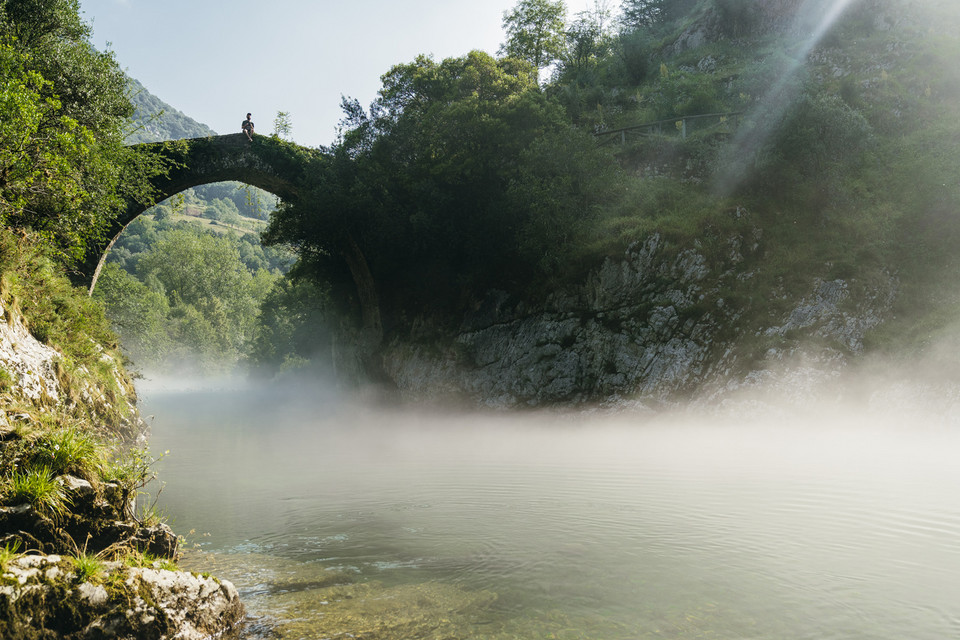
[714,0,862,195]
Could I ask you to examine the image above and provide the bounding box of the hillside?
[254,0,960,406]
[124,77,217,143]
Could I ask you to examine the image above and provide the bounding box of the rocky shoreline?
[1,553,243,640]
[0,297,245,639]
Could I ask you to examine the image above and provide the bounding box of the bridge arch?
[83,133,382,346]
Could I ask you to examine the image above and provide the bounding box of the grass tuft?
[0,540,22,572]
[31,426,106,480]
[70,552,106,583]
[5,466,71,521]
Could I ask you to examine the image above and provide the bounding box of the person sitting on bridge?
[242,113,254,141]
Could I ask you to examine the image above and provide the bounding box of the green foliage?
[95,215,285,373]
[192,182,276,221]
[135,229,266,357]
[201,197,242,224]
[0,229,138,435]
[102,446,159,493]
[124,76,217,144]
[101,446,165,522]
[0,540,22,572]
[563,1,616,77]
[0,1,162,265]
[249,276,333,370]
[266,50,626,319]
[0,366,13,393]
[0,229,119,362]
[500,0,568,70]
[31,426,106,480]
[93,264,171,365]
[272,110,293,140]
[735,90,875,202]
[509,127,625,282]
[714,0,759,38]
[620,0,699,31]
[5,466,70,521]
[70,552,105,583]
[618,29,657,84]
[122,550,177,571]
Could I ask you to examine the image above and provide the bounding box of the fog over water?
[135,363,960,639]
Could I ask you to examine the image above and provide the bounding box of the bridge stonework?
[82,133,383,356]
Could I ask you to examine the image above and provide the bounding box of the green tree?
[619,0,697,31]
[272,111,293,140]
[0,0,160,264]
[93,263,171,365]
[714,0,759,38]
[266,52,564,307]
[130,228,280,370]
[249,277,332,370]
[564,1,615,76]
[500,0,568,71]
[509,127,624,278]
[265,50,625,321]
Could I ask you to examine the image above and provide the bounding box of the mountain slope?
[125,77,217,144]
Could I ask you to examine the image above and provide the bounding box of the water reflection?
[139,378,960,639]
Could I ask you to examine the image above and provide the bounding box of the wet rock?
[0,504,70,554]
[0,555,245,640]
[131,522,180,558]
[59,475,96,511]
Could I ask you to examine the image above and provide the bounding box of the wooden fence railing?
[594,111,744,145]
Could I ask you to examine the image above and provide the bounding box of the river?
[138,377,960,639]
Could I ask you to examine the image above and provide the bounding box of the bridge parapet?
[81,133,319,290]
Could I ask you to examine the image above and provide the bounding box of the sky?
[79,0,606,148]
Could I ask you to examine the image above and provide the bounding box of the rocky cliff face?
[0,298,143,439]
[379,229,898,410]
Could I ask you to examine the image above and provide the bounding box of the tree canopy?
[0,0,159,264]
[499,0,568,71]
[263,50,624,321]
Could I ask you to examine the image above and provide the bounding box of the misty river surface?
[139,379,960,639]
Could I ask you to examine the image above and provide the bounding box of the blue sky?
[79,0,605,148]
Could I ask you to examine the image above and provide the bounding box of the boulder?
[0,554,245,640]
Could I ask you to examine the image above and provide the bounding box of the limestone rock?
[0,554,245,640]
[59,474,96,511]
[0,300,61,402]
[382,233,733,407]
[131,522,180,558]
[378,228,898,409]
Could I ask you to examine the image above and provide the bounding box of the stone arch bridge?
[81,133,382,346]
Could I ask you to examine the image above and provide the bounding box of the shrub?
[715,0,759,38]
[32,427,106,480]
[0,367,14,393]
[102,447,164,518]
[620,31,656,85]
[5,466,70,521]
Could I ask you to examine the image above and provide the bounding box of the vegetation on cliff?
[0,3,245,636]
[255,0,960,376]
[125,76,217,144]
[0,0,162,266]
